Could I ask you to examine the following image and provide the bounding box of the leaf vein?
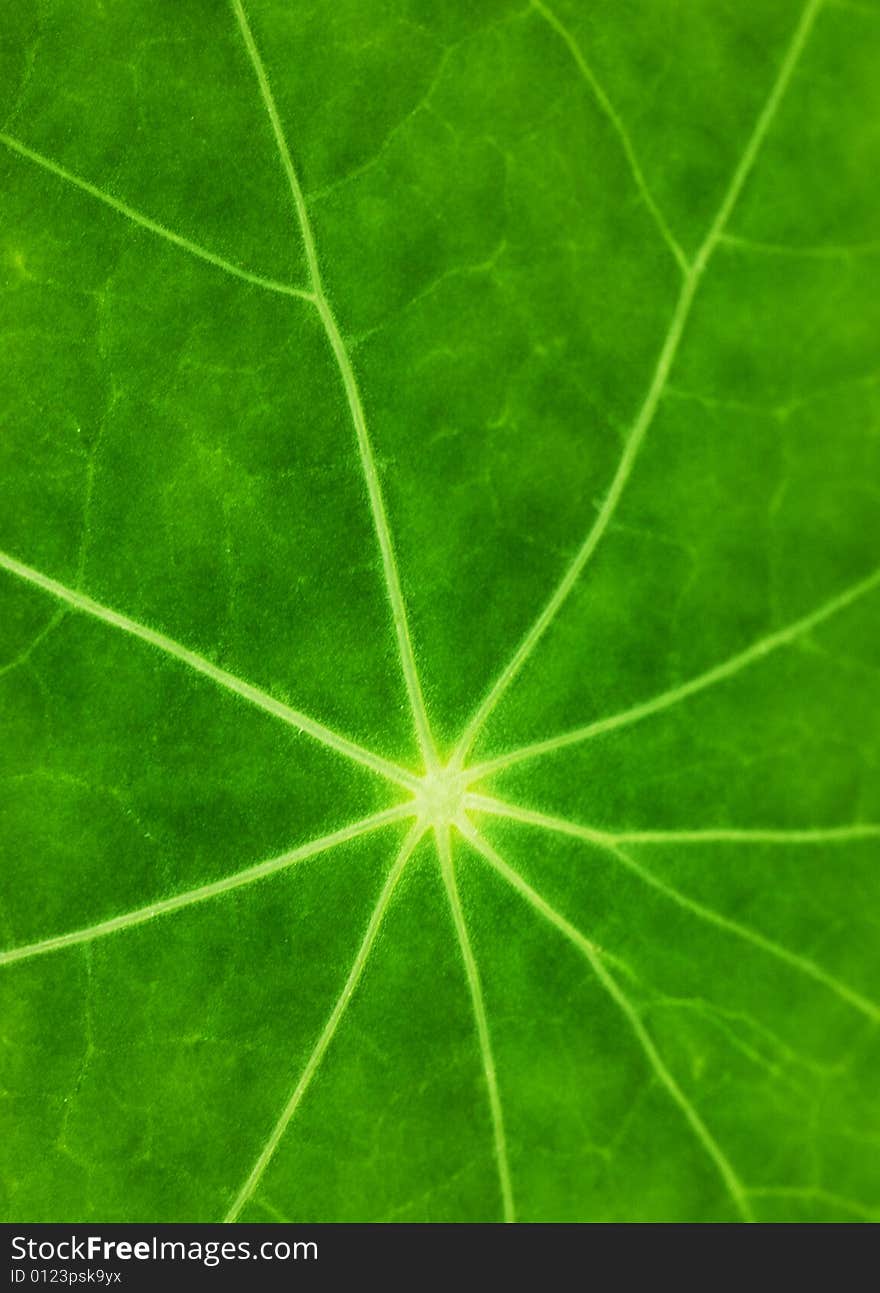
[470,797,880,1024]
[230,0,437,769]
[0,132,313,300]
[224,822,424,1222]
[452,0,826,766]
[0,805,413,967]
[436,825,515,1222]
[530,0,688,272]
[459,820,753,1221]
[466,794,880,846]
[0,548,417,789]
[467,565,880,778]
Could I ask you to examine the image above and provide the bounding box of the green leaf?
[1,0,878,1223]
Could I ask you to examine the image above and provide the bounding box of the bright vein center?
[412,764,468,830]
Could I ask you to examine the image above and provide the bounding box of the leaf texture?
[1,0,879,1223]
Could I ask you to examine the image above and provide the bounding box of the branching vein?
[0,132,313,300]
[0,548,418,789]
[224,821,424,1222]
[470,797,880,1023]
[452,0,825,767]
[0,804,412,968]
[436,825,515,1222]
[606,825,880,845]
[231,0,437,769]
[530,0,687,272]
[459,820,753,1221]
[466,564,880,779]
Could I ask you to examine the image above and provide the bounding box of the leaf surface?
[1,0,879,1223]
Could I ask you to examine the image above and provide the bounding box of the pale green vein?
[0,606,65,679]
[466,564,880,779]
[612,825,880,845]
[0,132,314,301]
[464,796,880,845]
[721,232,880,259]
[231,0,437,770]
[466,793,606,844]
[0,804,413,968]
[2,407,101,680]
[530,0,688,272]
[436,825,515,1223]
[224,821,424,1222]
[644,996,826,1085]
[471,796,880,1024]
[458,820,753,1222]
[0,548,418,790]
[451,0,825,768]
[451,208,700,769]
[702,1,824,243]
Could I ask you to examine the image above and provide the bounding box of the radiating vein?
[0,132,313,301]
[230,0,437,769]
[465,794,880,846]
[530,0,687,272]
[0,548,418,789]
[471,797,880,1024]
[610,825,880,845]
[466,565,880,779]
[459,821,753,1221]
[452,0,825,767]
[436,825,515,1223]
[224,822,424,1222]
[0,805,412,968]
